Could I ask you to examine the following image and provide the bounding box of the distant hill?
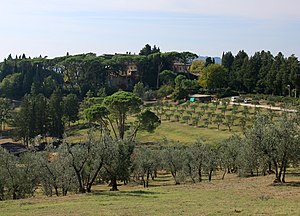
[196,56,222,64]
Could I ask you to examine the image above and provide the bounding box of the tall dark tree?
[13,95,35,146]
[48,89,64,138]
[230,50,249,91]
[63,94,79,127]
[287,55,300,97]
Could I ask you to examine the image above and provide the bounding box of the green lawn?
[1,174,299,216]
[137,121,236,144]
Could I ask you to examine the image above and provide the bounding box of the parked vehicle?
[231,96,239,102]
[244,98,252,104]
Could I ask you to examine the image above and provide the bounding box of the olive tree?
[0,149,39,200]
[162,144,185,184]
[133,147,160,187]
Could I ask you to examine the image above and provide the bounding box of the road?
[230,102,297,112]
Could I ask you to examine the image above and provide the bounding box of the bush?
[157,85,174,99]
[216,88,239,98]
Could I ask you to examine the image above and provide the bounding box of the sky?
[0,0,300,60]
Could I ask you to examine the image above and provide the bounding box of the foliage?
[137,110,161,133]
[156,85,174,99]
[199,64,228,89]
[133,81,146,100]
[63,94,79,126]
[0,149,39,199]
[0,98,13,132]
[103,91,142,139]
[190,60,205,74]
[48,89,64,138]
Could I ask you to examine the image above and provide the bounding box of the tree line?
[1,46,298,101]
[0,112,299,200]
[0,46,197,100]
[221,51,300,96]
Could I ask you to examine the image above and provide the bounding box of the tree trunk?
[282,160,288,183]
[273,160,279,182]
[54,186,59,196]
[142,176,145,187]
[110,178,119,191]
[222,168,227,180]
[75,170,85,193]
[208,169,213,182]
[198,167,202,182]
[86,163,103,193]
[12,190,17,200]
[146,170,150,188]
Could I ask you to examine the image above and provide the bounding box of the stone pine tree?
[103,91,142,140]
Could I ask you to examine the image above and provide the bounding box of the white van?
[231,96,239,102]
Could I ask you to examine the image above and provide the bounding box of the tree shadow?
[272,181,300,187]
[89,190,161,197]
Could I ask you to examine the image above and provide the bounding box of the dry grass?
[1,173,299,216]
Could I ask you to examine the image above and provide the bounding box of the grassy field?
[61,100,287,145]
[1,173,299,216]
[1,100,299,216]
[137,121,235,144]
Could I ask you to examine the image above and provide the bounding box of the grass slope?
[1,174,299,216]
[137,121,235,144]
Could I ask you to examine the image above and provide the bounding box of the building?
[188,94,212,103]
[108,63,137,90]
[172,62,191,73]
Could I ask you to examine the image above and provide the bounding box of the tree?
[163,145,185,184]
[244,114,300,183]
[33,93,48,137]
[48,89,64,138]
[230,50,249,91]
[287,55,300,97]
[218,135,242,179]
[224,115,235,131]
[103,91,142,139]
[59,133,110,193]
[139,44,160,56]
[172,74,191,100]
[159,70,176,85]
[136,110,160,133]
[0,98,13,132]
[190,60,205,75]
[184,140,206,182]
[134,147,160,187]
[222,52,234,71]
[203,145,219,181]
[214,114,223,130]
[199,64,228,89]
[101,137,135,191]
[42,76,57,97]
[13,95,35,146]
[157,85,174,99]
[63,94,79,127]
[205,57,214,67]
[0,73,22,99]
[133,81,146,100]
[0,149,39,199]
[37,145,77,196]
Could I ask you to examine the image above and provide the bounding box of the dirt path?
[230,102,297,112]
[0,138,16,144]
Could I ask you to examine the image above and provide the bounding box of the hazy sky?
[1,0,299,60]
